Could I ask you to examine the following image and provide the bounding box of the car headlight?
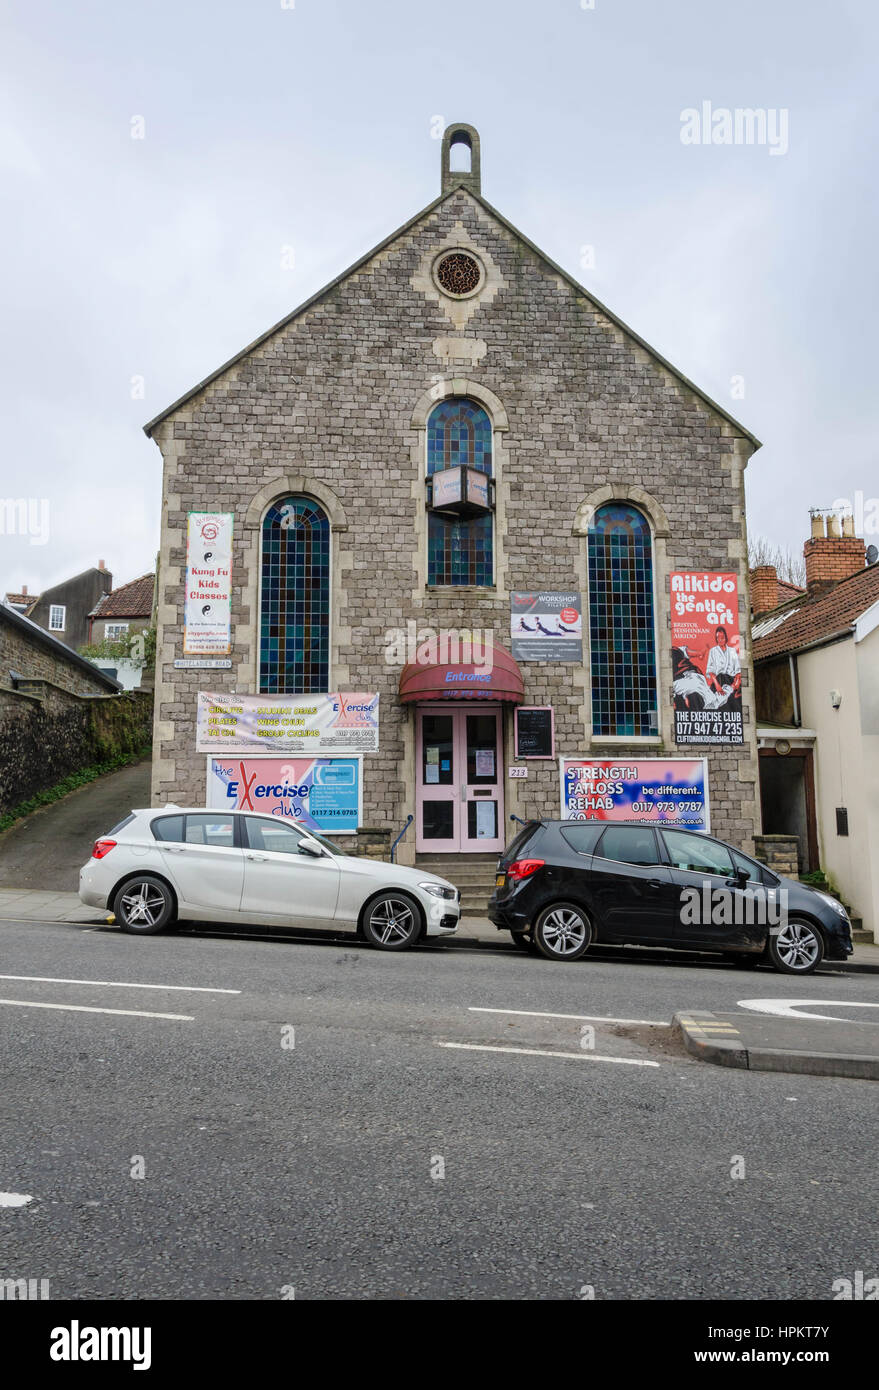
[419,881,457,900]
[816,891,848,918]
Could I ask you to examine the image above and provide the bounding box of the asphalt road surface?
[1,915,877,1300]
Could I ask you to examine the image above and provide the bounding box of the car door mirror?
[299,839,324,858]
[729,866,749,888]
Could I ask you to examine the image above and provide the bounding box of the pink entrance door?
[415,705,504,853]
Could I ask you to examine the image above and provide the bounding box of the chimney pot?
[98,559,105,570]
[22,584,27,595]
[841,513,855,538]
[827,514,841,539]
[810,513,824,539]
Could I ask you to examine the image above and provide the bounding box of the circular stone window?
[434,250,483,298]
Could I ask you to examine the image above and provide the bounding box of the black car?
[488,820,853,972]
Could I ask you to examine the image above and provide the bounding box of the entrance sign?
[184,512,233,655]
[670,572,743,746]
[560,758,709,831]
[197,692,379,754]
[207,756,361,835]
[514,706,555,759]
[511,592,583,661]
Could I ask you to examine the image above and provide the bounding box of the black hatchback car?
[488,820,853,973]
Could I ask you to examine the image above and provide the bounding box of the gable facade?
[148,126,761,861]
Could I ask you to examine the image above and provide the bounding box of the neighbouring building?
[0,603,129,814]
[145,124,763,885]
[25,562,112,653]
[86,573,156,691]
[3,584,34,614]
[752,511,879,939]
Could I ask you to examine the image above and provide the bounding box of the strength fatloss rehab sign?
[670,572,744,746]
[560,758,709,831]
[184,512,233,655]
[196,692,379,754]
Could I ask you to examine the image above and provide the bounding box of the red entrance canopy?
[399,641,525,703]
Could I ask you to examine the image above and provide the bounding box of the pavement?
[1,911,877,1299]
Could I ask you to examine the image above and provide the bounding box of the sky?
[1,0,876,598]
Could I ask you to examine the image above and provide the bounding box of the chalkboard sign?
[515,706,554,759]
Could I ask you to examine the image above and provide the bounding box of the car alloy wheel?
[769,918,823,974]
[114,875,174,935]
[533,902,592,962]
[362,893,420,950]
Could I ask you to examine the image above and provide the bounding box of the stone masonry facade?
[149,174,761,862]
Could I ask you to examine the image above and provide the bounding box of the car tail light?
[507,858,545,881]
[91,839,117,860]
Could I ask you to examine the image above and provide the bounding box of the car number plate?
[496,873,506,887]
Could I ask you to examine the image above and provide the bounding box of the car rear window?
[106,813,136,836]
[152,814,184,843]
[500,822,541,863]
[559,823,603,856]
[596,825,663,866]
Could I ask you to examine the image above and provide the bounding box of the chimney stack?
[804,511,866,594]
[98,559,106,571]
[750,565,779,614]
[21,584,27,596]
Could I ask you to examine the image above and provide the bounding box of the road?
[1,915,877,1299]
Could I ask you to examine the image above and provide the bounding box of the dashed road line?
[468,1006,669,1027]
[0,974,239,994]
[437,1041,660,1066]
[0,999,194,1021]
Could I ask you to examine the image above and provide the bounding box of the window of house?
[427,398,493,586]
[587,503,658,737]
[260,496,330,694]
[105,623,129,641]
[49,604,66,631]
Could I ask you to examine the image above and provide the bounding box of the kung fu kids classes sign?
[670,572,743,746]
[184,512,233,655]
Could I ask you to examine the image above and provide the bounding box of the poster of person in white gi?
[670,573,744,746]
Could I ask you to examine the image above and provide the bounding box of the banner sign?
[560,758,709,831]
[196,692,379,754]
[511,592,583,661]
[207,756,361,835]
[184,512,233,655]
[670,572,743,746]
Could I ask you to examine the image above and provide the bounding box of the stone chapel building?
[145,123,762,874]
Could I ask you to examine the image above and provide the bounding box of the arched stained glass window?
[427,398,493,586]
[587,503,658,737]
[260,497,330,694]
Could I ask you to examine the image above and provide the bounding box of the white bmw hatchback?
[79,808,460,950]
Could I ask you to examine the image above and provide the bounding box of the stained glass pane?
[260,497,330,694]
[588,504,658,737]
[427,398,493,586]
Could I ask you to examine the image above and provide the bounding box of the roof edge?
[143,180,761,450]
[0,604,122,692]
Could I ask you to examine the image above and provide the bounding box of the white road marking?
[0,974,239,994]
[469,1006,669,1027]
[0,999,193,1021]
[437,1042,660,1066]
[0,1192,33,1207]
[737,998,879,1023]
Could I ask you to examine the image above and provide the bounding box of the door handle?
[460,784,466,802]
[166,846,186,853]
[647,878,665,889]
[245,853,267,862]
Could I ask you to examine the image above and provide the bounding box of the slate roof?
[752,564,879,661]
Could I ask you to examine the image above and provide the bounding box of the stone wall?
[0,617,113,696]
[0,685,153,814]
[149,185,761,855]
[753,834,799,879]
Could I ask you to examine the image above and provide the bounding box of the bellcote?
[441,123,482,196]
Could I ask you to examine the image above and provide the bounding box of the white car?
[79,808,460,950]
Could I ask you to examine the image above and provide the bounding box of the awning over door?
[399,641,525,703]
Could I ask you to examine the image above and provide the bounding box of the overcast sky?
[2,0,876,598]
